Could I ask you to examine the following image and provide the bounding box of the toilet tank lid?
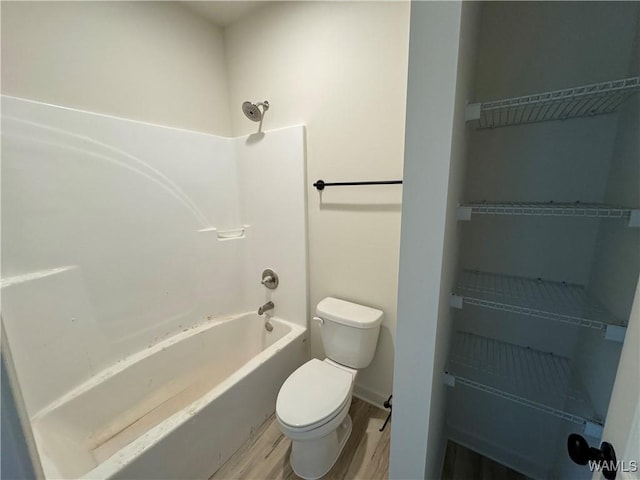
[316,297,383,329]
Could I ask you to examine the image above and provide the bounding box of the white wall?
[389,2,464,479]
[598,281,640,480]
[224,1,410,405]
[1,1,231,135]
[575,88,639,422]
[1,96,308,417]
[425,2,480,478]
[586,7,640,324]
[564,15,640,476]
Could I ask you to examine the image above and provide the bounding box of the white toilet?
[276,297,383,480]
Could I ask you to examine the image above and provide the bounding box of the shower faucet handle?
[261,269,279,289]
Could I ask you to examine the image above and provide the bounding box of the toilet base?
[289,415,353,480]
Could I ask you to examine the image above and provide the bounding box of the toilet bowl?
[276,298,383,480]
[276,358,356,479]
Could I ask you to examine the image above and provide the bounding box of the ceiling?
[183,1,268,28]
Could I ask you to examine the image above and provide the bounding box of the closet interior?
[444,3,640,479]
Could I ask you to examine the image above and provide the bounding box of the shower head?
[242,100,269,122]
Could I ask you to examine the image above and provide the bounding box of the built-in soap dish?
[197,225,250,241]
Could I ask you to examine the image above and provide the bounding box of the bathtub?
[30,313,307,479]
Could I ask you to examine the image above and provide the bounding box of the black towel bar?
[313,179,403,191]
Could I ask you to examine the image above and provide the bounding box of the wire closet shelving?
[466,76,640,128]
[444,331,602,434]
[450,270,626,340]
[457,202,639,226]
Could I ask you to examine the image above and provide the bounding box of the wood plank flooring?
[210,397,390,480]
[441,441,530,480]
[209,399,528,480]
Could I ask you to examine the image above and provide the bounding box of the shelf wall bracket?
[443,373,456,387]
[583,421,604,439]
[604,325,626,343]
[629,210,640,228]
[450,294,464,309]
[465,103,481,122]
[457,206,473,221]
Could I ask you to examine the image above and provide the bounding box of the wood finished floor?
[210,397,390,480]
[441,441,530,480]
[209,399,528,480]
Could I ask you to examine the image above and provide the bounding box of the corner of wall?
[1,1,232,135]
[423,2,481,478]
[389,2,464,479]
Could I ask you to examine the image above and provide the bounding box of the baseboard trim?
[353,383,388,411]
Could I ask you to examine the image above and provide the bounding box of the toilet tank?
[316,297,383,369]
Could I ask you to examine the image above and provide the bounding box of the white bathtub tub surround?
[32,313,306,479]
[1,95,307,413]
[2,96,308,479]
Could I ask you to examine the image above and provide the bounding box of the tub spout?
[258,301,274,316]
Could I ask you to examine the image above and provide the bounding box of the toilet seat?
[276,359,354,432]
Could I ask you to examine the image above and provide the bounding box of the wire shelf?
[445,331,599,426]
[452,270,624,331]
[458,202,636,220]
[466,77,640,128]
